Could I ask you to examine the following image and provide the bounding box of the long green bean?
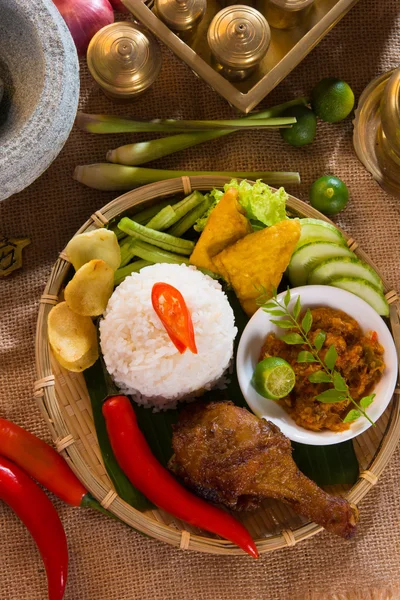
[167,196,213,237]
[119,237,136,267]
[74,164,301,191]
[145,192,205,231]
[111,200,176,242]
[170,191,204,220]
[145,205,176,231]
[118,217,195,255]
[106,97,309,166]
[114,260,152,285]
[109,225,126,241]
[131,199,172,224]
[126,239,191,265]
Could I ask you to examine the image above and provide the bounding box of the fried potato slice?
[190,187,252,273]
[213,219,301,316]
[65,229,121,271]
[64,259,114,317]
[48,302,98,372]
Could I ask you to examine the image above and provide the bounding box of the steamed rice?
[100,264,237,410]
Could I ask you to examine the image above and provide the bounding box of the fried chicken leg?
[169,401,358,539]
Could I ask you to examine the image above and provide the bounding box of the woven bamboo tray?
[35,176,400,555]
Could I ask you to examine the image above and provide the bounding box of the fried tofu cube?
[213,219,301,316]
[190,187,252,273]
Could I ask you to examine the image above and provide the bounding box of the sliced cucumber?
[297,218,347,248]
[288,241,355,287]
[329,277,389,316]
[308,257,384,290]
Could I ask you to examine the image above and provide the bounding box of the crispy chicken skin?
[169,401,358,539]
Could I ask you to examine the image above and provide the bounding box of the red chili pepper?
[151,282,197,354]
[0,456,68,600]
[0,418,87,506]
[103,395,259,559]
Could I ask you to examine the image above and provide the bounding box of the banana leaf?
[83,289,359,512]
[292,441,359,487]
[83,361,152,510]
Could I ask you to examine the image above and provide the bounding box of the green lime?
[251,357,295,400]
[280,105,317,147]
[309,175,349,215]
[311,78,355,123]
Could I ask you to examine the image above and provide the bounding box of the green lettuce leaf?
[227,178,287,226]
[193,189,224,232]
[193,179,288,232]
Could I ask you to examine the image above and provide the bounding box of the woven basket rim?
[35,175,400,556]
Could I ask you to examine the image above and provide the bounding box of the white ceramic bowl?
[237,285,398,445]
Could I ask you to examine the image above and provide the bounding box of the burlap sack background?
[1,2,400,599]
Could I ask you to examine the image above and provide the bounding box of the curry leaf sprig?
[258,289,375,426]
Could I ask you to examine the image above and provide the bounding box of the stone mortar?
[0,0,80,201]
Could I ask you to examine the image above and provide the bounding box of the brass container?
[353,68,400,199]
[154,0,207,33]
[262,0,315,30]
[128,0,360,113]
[87,22,162,100]
[207,5,271,82]
[219,1,255,5]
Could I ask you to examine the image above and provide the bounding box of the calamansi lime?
[309,175,349,215]
[280,105,317,147]
[251,357,295,400]
[311,78,355,123]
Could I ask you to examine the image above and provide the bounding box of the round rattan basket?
[35,176,400,555]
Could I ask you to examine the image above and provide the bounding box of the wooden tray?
[35,176,400,555]
[128,0,360,113]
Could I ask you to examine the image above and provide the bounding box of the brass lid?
[155,0,207,32]
[267,0,314,10]
[87,22,161,97]
[207,6,271,70]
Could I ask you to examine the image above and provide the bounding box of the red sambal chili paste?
[259,307,385,432]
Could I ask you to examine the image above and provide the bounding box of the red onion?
[53,0,114,56]
[108,0,129,13]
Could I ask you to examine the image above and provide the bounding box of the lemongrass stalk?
[76,112,296,134]
[107,131,231,165]
[118,217,195,255]
[74,164,301,191]
[107,97,308,166]
[114,260,152,285]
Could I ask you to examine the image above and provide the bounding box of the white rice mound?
[100,263,237,410]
